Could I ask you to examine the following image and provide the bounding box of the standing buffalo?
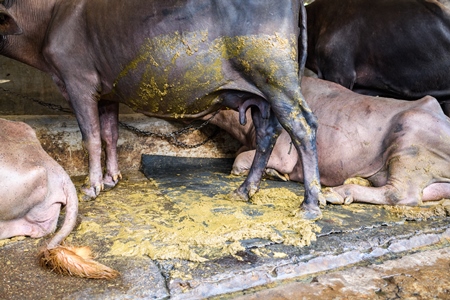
[213,77,450,206]
[0,0,323,219]
[305,0,450,114]
[0,118,118,278]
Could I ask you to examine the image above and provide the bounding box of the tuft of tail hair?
[39,245,119,279]
[37,175,118,279]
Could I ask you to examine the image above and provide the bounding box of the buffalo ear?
[0,11,22,35]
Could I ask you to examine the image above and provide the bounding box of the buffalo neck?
[1,0,58,72]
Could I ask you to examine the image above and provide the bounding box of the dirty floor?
[1,156,449,299]
[231,247,450,300]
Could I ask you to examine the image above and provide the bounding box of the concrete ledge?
[1,114,241,176]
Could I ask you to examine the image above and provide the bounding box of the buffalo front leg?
[233,106,282,199]
[68,95,103,200]
[45,50,105,200]
[328,157,426,206]
[329,183,422,206]
[99,100,121,190]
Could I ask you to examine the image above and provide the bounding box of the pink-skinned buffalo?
[0,118,118,279]
[210,77,450,206]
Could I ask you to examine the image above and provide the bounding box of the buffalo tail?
[38,174,119,279]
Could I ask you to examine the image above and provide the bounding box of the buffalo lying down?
[0,0,322,218]
[0,119,117,278]
[212,77,450,206]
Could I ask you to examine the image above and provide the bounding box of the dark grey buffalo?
[0,0,323,218]
[305,0,450,113]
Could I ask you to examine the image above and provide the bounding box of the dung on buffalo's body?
[0,0,322,219]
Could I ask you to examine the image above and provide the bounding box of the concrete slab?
[1,156,449,300]
[2,114,241,176]
[231,247,450,299]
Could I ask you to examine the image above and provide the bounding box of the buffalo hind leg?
[221,93,280,199]
[270,94,323,220]
[98,100,121,190]
[421,183,450,202]
[233,105,282,199]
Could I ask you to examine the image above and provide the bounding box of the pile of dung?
[70,178,320,262]
[384,199,450,221]
[343,177,372,186]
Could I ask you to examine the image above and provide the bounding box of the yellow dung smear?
[114,31,301,118]
[0,236,26,247]
[72,178,320,262]
[384,199,450,220]
[344,177,372,186]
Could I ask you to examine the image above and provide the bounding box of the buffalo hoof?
[344,195,354,205]
[248,185,259,198]
[294,205,323,221]
[264,168,289,182]
[227,189,250,202]
[322,187,354,205]
[229,183,259,202]
[318,191,327,207]
[103,172,122,191]
[322,187,345,205]
[230,168,249,177]
[80,183,103,201]
[80,188,97,202]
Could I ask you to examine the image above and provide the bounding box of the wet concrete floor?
[1,156,449,299]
